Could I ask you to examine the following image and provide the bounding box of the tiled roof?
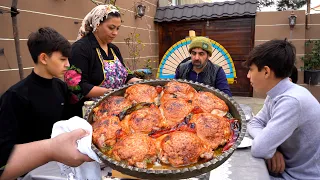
[154,0,258,22]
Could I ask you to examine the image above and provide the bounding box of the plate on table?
[237,137,252,148]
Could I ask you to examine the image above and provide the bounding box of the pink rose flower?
[65,70,81,87]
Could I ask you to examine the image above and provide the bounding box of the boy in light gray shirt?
[243,39,320,180]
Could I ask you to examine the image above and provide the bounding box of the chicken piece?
[192,92,229,117]
[149,121,196,139]
[93,96,132,119]
[161,81,196,103]
[156,131,204,167]
[190,113,232,151]
[92,116,123,154]
[121,104,164,133]
[112,133,157,168]
[125,84,159,104]
[159,98,193,128]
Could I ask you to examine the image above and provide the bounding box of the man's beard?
[192,60,207,69]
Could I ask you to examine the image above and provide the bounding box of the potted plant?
[133,59,154,79]
[301,40,320,85]
[124,28,154,79]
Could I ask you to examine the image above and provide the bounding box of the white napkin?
[209,158,232,180]
[51,116,102,180]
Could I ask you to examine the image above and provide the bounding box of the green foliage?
[301,40,320,70]
[145,59,152,69]
[69,85,81,91]
[276,0,306,11]
[258,0,275,9]
[258,0,307,11]
[90,0,120,11]
[124,29,145,70]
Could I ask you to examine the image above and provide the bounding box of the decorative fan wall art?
[157,37,237,84]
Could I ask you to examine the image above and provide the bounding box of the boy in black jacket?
[0,27,91,179]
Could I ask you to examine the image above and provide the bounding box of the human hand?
[104,88,113,93]
[49,129,93,167]
[266,151,285,174]
[127,77,143,83]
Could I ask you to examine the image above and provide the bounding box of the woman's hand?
[104,88,112,93]
[127,77,142,83]
[86,86,113,98]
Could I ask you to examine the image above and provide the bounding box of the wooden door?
[158,21,205,62]
[204,17,255,96]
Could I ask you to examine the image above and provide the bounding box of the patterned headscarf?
[76,4,120,40]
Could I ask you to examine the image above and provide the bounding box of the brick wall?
[254,10,320,101]
[0,0,159,93]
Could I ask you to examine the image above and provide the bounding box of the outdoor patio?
[1,0,319,180]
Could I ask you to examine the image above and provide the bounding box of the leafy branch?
[301,40,320,70]
[257,0,306,11]
[90,0,117,5]
[124,28,145,70]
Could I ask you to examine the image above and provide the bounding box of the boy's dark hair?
[290,65,298,83]
[27,27,71,64]
[243,39,296,78]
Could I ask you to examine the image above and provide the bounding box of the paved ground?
[233,96,265,115]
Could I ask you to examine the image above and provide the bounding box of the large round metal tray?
[84,79,246,180]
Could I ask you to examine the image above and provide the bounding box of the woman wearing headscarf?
[65,5,141,117]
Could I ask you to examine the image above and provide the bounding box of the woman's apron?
[83,48,129,114]
[96,48,128,89]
